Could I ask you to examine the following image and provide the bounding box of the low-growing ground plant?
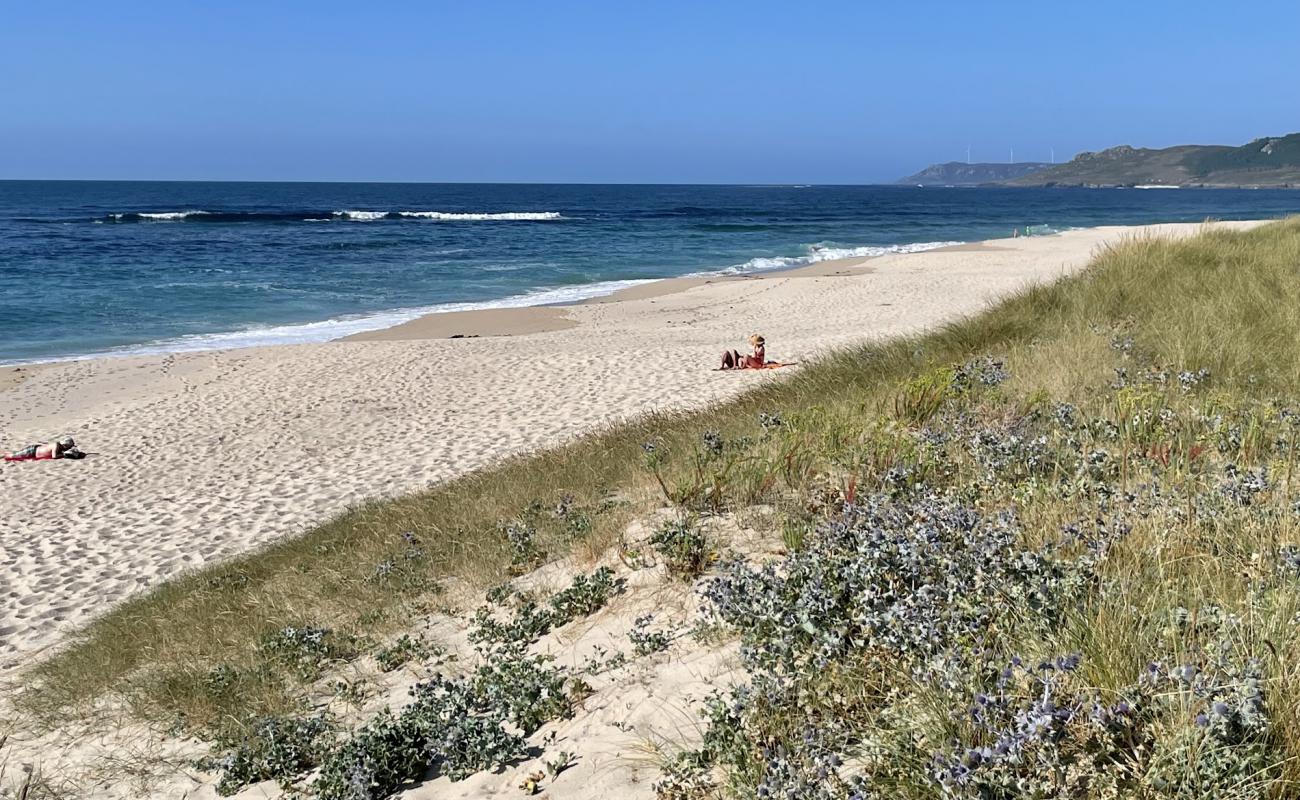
[313,573,614,799]
[204,714,334,796]
[503,515,545,574]
[373,634,439,672]
[332,678,371,708]
[651,517,711,579]
[629,614,674,656]
[545,750,576,777]
[470,567,627,648]
[258,626,360,681]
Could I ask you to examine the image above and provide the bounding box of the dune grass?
[14,217,1300,797]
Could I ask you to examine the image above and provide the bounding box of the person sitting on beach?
[4,435,86,462]
[720,334,766,370]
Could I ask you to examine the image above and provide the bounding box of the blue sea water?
[0,181,1295,365]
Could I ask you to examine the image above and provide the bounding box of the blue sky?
[3,1,1297,183]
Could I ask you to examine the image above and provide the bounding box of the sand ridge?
[0,222,1266,673]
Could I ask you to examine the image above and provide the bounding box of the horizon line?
[0,178,915,187]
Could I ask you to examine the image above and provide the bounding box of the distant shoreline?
[903,134,1300,188]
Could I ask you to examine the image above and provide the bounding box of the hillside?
[1003,134,1300,187]
[896,161,1052,186]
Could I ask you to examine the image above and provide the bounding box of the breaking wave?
[0,278,654,367]
[393,211,563,221]
[100,210,567,223]
[714,240,965,274]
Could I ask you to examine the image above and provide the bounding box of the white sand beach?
[0,221,1265,674]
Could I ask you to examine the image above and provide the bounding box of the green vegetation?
[202,714,332,795]
[373,634,438,673]
[650,516,712,579]
[1185,134,1300,178]
[15,219,1300,797]
[468,567,626,648]
[202,568,620,796]
[999,134,1300,187]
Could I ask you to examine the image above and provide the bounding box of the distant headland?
[899,134,1300,188]
[895,161,1054,187]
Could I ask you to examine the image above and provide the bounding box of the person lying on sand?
[720,334,767,370]
[4,435,86,462]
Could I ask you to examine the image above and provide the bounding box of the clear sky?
[3,1,1298,183]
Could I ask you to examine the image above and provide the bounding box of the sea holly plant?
[503,515,545,573]
[315,677,533,799]
[702,492,1095,675]
[628,614,674,656]
[656,488,1112,797]
[313,623,599,798]
[258,625,359,680]
[374,634,440,672]
[469,644,582,733]
[213,568,626,797]
[948,355,1009,394]
[651,517,711,580]
[205,714,334,796]
[470,567,627,648]
[928,643,1275,798]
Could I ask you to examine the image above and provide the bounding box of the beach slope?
[0,222,1265,671]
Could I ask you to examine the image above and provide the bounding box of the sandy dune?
[0,222,1263,673]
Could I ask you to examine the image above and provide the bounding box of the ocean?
[1,181,1295,365]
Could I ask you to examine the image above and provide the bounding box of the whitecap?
[141,211,208,220]
[396,211,564,221]
[333,210,389,221]
[713,240,965,275]
[332,210,564,221]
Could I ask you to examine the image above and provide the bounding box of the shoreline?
[0,241,968,369]
[0,224,1244,364]
[0,220,1270,672]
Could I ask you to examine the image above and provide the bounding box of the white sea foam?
[103,210,565,222]
[0,278,655,367]
[143,211,207,220]
[334,210,389,221]
[712,240,964,275]
[397,211,565,221]
[333,210,565,221]
[109,211,209,221]
[2,239,961,367]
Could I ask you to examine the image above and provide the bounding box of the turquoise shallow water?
[0,181,1295,364]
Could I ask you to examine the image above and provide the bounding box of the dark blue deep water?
[1,181,1295,364]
